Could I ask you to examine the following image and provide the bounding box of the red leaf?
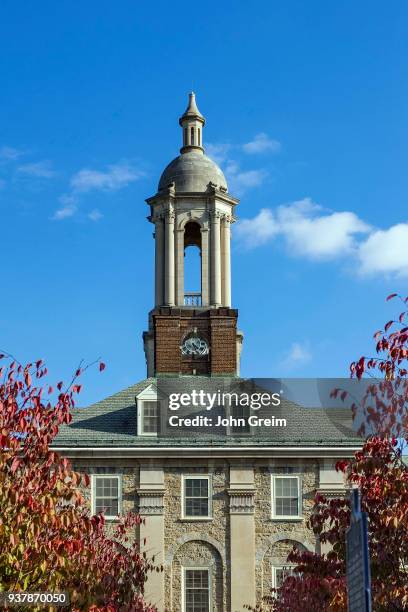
[386,293,398,301]
[384,320,394,332]
[10,457,20,474]
[99,362,106,372]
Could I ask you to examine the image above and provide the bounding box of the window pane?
[274,477,299,516]
[186,498,209,517]
[185,479,208,497]
[231,405,250,433]
[142,401,158,433]
[275,566,294,588]
[185,570,209,612]
[184,479,209,517]
[94,477,120,516]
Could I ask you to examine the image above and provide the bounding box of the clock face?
[181,334,209,357]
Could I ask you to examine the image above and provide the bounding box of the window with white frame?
[183,568,210,612]
[273,565,296,589]
[92,475,121,518]
[230,403,250,434]
[139,400,159,435]
[272,475,301,518]
[183,476,211,518]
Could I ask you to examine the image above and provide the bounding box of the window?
[191,126,195,145]
[140,400,158,435]
[183,476,211,518]
[198,128,201,146]
[92,475,121,519]
[230,403,250,434]
[272,476,301,519]
[183,568,210,612]
[273,566,296,589]
[184,127,188,146]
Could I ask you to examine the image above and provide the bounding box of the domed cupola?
[144,92,242,378]
[158,92,228,193]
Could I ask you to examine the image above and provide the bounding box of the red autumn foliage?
[349,293,408,438]
[246,294,408,611]
[247,438,408,612]
[0,353,158,611]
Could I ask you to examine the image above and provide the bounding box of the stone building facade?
[53,94,360,611]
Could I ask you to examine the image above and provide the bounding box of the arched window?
[198,128,201,146]
[191,126,195,146]
[184,221,202,306]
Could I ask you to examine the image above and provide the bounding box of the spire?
[179,92,205,154]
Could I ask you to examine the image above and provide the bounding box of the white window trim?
[272,565,296,589]
[226,401,252,437]
[137,399,159,437]
[181,474,212,520]
[91,474,122,520]
[271,475,302,520]
[182,566,212,612]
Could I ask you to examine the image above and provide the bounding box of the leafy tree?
[247,294,408,611]
[0,354,158,611]
[349,292,408,438]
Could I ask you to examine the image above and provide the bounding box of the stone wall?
[254,460,318,600]
[163,462,229,610]
[71,457,331,610]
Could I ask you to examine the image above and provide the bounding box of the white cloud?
[70,161,144,193]
[52,204,77,221]
[276,199,370,259]
[0,146,23,161]
[88,209,103,222]
[235,197,408,278]
[17,160,55,178]
[225,160,268,194]
[242,133,281,154]
[282,342,312,370]
[358,223,408,277]
[205,143,232,165]
[236,198,370,257]
[235,208,278,247]
[51,195,77,221]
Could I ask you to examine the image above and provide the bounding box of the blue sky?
[1,1,407,405]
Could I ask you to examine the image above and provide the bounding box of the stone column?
[221,215,231,307]
[154,216,164,306]
[201,226,209,306]
[164,208,175,306]
[138,465,166,611]
[176,225,185,306]
[211,212,221,306]
[228,466,256,611]
[317,459,346,554]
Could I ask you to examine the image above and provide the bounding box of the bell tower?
[143,93,243,376]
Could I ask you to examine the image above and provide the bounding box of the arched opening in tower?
[184,221,202,306]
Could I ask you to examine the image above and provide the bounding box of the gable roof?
[53,377,362,449]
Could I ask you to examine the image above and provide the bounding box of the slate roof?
[53,377,362,448]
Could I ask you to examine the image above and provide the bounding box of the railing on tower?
[184,292,202,307]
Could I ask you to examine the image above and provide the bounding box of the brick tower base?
[143,307,242,376]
